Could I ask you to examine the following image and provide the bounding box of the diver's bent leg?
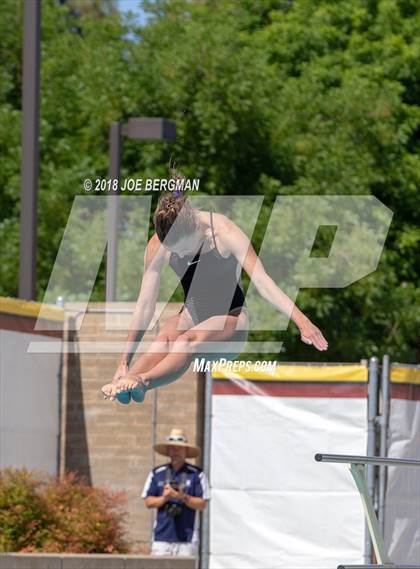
[139,318,248,390]
[126,312,187,374]
[141,335,197,389]
[116,313,248,394]
[104,311,190,400]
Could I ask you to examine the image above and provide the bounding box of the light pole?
[19,0,41,300]
[106,117,176,302]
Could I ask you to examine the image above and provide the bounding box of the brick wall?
[60,302,205,552]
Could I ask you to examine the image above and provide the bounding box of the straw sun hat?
[154,428,200,459]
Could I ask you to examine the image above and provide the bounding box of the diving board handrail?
[315,453,420,467]
[337,565,420,569]
[314,452,420,569]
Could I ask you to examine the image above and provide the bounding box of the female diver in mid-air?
[101,175,328,404]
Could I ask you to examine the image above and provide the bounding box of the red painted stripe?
[0,313,63,338]
[212,379,368,398]
[391,383,420,401]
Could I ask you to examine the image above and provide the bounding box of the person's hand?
[170,487,184,500]
[163,483,177,500]
[175,489,188,503]
[101,361,128,401]
[298,319,328,351]
[112,361,129,383]
[101,382,117,401]
[164,484,186,501]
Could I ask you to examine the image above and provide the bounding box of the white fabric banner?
[384,398,420,565]
[209,392,368,569]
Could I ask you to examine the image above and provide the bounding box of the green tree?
[0,0,418,361]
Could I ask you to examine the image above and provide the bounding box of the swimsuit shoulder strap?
[210,211,222,256]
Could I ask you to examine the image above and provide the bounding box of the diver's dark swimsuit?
[168,212,246,326]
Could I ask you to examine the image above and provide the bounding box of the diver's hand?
[101,382,117,400]
[101,362,129,400]
[299,320,328,351]
[112,361,129,383]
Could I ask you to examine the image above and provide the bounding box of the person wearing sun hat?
[141,428,210,557]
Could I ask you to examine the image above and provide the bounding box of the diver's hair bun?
[169,163,184,183]
[153,164,198,244]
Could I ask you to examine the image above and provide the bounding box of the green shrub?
[0,468,131,553]
[0,468,52,552]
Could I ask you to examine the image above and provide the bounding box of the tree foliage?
[0,0,418,361]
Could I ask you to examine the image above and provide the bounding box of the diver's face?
[168,233,203,258]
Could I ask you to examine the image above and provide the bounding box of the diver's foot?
[115,390,131,405]
[116,375,147,404]
[130,380,147,403]
[101,382,131,404]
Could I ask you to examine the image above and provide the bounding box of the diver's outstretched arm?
[217,215,328,352]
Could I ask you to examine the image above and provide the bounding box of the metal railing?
[315,453,420,569]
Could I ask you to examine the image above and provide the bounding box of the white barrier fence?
[202,359,420,569]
